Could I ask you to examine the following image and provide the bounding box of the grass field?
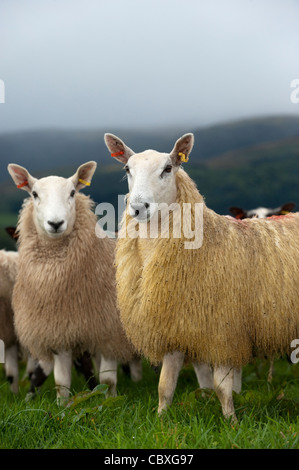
[0,357,299,450]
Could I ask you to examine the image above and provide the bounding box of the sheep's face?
[124,151,179,221]
[104,133,194,222]
[7,161,97,239]
[30,176,77,237]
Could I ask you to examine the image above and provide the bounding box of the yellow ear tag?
[280,210,289,215]
[178,152,189,163]
[78,178,91,186]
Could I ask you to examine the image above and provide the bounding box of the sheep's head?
[7,161,97,238]
[229,202,296,220]
[104,133,194,221]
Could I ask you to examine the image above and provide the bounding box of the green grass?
[0,358,299,449]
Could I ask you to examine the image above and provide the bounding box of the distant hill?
[192,115,299,161]
[0,114,299,179]
[188,140,299,215]
[205,135,299,169]
[0,128,180,181]
[1,114,299,249]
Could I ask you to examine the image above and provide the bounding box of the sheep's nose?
[47,220,64,231]
[130,202,149,217]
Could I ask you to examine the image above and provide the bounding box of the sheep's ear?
[71,161,97,191]
[5,227,18,240]
[7,164,37,193]
[104,133,135,164]
[229,207,247,219]
[170,133,194,166]
[279,202,296,215]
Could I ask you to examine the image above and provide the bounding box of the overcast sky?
[0,0,299,133]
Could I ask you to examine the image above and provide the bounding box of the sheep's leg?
[53,351,72,405]
[192,362,214,390]
[93,351,101,377]
[24,355,38,380]
[28,359,53,398]
[233,367,242,393]
[98,355,118,397]
[5,344,19,394]
[74,352,97,390]
[158,351,184,415]
[120,356,142,382]
[267,358,274,383]
[129,356,143,382]
[213,365,237,423]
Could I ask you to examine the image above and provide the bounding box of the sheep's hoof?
[7,377,19,394]
[198,388,214,400]
[107,385,117,398]
[56,395,69,407]
[225,413,238,427]
[100,381,117,397]
[157,405,168,416]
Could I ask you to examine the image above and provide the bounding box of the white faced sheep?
[0,248,19,393]
[7,161,142,403]
[104,132,299,422]
[229,202,295,220]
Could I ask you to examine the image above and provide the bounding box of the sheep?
[229,202,296,384]
[7,161,142,404]
[5,226,99,392]
[0,249,19,393]
[229,202,295,220]
[104,132,299,422]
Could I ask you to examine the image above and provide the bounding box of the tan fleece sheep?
[0,249,19,393]
[229,202,296,384]
[8,161,141,402]
[105,132,299,421]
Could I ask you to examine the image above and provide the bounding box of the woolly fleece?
[0,250,18,348]
[116,168,299,367]
[13,193,136,362]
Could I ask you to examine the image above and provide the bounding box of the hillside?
[205,136,299,169]
[193,115,299,161]
[0,114,299,179]
[1,114,299,249]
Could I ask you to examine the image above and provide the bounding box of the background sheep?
[229,202,296,384]
[0,248,19,393]
[105,132,299,422]
[5,226,98,393]
[8,161,141,403]
[229,202,295,220]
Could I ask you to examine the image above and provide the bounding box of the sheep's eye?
[70,189,76,198]
[161,165,172,177]
[32,191,38,199]
[125,165,130,174]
